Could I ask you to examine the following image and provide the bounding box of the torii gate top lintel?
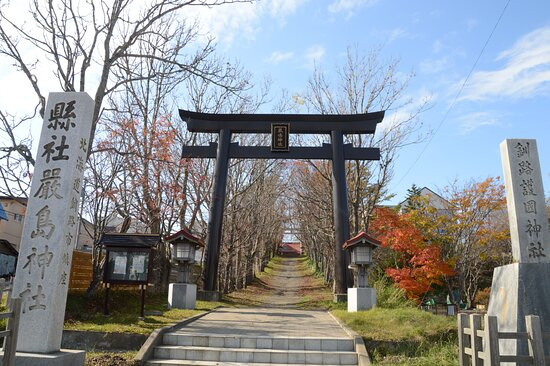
[178,109,385,134]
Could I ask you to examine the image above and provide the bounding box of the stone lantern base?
[347,287,376,312]
[168,283,197,309]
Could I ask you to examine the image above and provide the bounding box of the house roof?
[99,233,160,249]
[0,196,28,206]
[0,240,18,256]
[164,228,204,247]
[279,242,302,254]
[342,231,381,249]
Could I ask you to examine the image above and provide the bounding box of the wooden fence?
[0,298,22,366]
[69,251,93,291]
[0,278,12,304]
[458,313,550,365]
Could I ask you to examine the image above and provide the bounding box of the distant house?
[0,196,94,252]
[0,239,17,278]
[278,242,303,256]
[0,196,27,251]
[399,187,449,212]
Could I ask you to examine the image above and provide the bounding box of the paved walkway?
[261,257,307,308]
[179,307,350,338]
[177,257,350,339]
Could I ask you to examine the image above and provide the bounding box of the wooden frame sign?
[271,123,290,152]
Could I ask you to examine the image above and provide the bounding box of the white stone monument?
[488,138,550,362]
[8,92,94,365]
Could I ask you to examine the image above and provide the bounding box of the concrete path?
[144,257,358,365]
[261,257,309,308]
[179,307,350,338]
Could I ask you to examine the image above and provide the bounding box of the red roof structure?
[278,242,302,256]
[164,228,204,247]
[342,231,381,249]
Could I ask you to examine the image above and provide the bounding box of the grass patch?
[331,307,457,364]
[65,290,224,334]
[85,351,138,366]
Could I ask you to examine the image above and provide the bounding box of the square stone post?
[488,139,550,364]
[8,92,94,365]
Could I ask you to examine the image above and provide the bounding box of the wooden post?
[140,284,146,318]
[3,298,22,366]
[470,314,483,366]
[526,315,545,366]
[484,315,500,366]
[6,278,12,304]
[0,279,5,304]
[458,313,469,366]
[103,283,110,316]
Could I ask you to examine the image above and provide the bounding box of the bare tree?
[292,46,430,288]
[0,0,251,196]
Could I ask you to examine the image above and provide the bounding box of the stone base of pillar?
[0,349,85,366]
[197,290,221,302]
[333,293,348,303]
[488,263,550,363]
[168,283,197,309]
[347,288,376,312]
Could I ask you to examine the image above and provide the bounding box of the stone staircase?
[146,331,359,365]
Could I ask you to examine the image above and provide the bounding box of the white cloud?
[266,51,294,64]
[388,27,408,43]
[432,39,444,53]
[466,18,479,32]
[420,57,451,74]
[269,0,308,18]
[378,90,435,135]
[456,111,502,134]
[460,26,550,101]
[304,45,325,69]
[328,0,379,17]
[184,0,307,46]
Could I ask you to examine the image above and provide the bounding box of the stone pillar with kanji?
[9,92,94,365]
[487,139,550,363]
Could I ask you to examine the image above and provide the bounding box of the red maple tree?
[371,207,453,302]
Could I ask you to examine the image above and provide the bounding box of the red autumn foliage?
[370,207,453,302]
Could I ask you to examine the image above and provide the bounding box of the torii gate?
[179,110,384,298]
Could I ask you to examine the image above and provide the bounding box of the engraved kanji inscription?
[523,200,537,214]
[48,100,76,131]
[515,141,530,158]
[529,241,546,259]
[23,246,53,279]
[520,178,537,196]
[34,168,63,200]
[42,135,70,163]
[518,160,534,176]
[31,205,55,240]
[19,283,47,313]
[526,219,542,238]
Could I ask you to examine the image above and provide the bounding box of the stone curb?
[61,330,147,351]
[134,310,214,365]
[328,311,372,366]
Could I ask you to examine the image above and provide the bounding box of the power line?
[395,0,512,186]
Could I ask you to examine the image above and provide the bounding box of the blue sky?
[193,0,550,204]
[1,0,549,205]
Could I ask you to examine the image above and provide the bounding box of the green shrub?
[374,278,415,309]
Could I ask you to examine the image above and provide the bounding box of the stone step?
[153,345,358,365]
[146,360,349,366]
[163,333,355,351]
